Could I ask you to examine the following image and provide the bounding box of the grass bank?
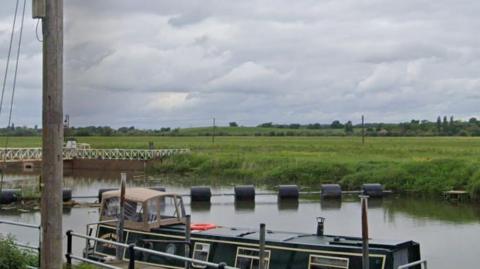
[3,136,480,197]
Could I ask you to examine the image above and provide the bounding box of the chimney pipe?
[316,217,325,236]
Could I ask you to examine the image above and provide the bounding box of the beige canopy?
[102,188,177,202]
[100,188,186,231]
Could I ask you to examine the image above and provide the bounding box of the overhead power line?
[0,0,21,119]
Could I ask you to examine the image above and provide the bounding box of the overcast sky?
[0,0,479,128]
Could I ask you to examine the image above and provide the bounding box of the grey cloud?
[1,0,480,128]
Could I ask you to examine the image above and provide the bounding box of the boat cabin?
[100,188,186,231]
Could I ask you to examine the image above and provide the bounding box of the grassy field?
[3,136,480,196]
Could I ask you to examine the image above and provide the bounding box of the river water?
[1,172,479,268]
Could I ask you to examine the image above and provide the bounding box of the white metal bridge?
[0,148,190,162]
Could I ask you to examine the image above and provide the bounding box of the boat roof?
[160,225,413,250]
[102,187,177,202]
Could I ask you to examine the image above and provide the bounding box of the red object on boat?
[191,223,217,231]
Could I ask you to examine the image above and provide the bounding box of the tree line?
[257,116,480,136]
[1,116,479,137]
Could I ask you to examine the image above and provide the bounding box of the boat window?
[102,197,119,217]
[160,196,178,219]
[235,247,270,269]
[192,243,211,268]
[176,197,186,218]
[146,199,158,224]
[124,200,144,222]
[309,255,349,269]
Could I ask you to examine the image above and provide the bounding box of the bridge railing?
[0,148,42,161]
[0,148,190,161]
[71,148,190,160]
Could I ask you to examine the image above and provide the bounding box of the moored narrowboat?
[86,188,422,269]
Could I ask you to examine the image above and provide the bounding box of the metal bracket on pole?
[32,0,46,19]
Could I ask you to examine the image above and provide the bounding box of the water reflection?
[190,201,211,212]
[320,199,341,210]
[277,199,299,211]
[234,201,255,211]
[383,195,480,224]
[367,198,384,208]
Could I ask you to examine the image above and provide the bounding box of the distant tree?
[442,116,448,134]
[436,116,442,133]
[469,117,478,124]
[331,120,344,129]
[258,122,273,128]
[344,121,354,133]
[449,116,457,135]
[229,122,238,127]
[306,123,321,129]
[376,123,384,132]
[289,123,301,129]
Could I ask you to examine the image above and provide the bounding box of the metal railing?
[398,259,427,269]
[0,220,41,268]
[66,230,236,269]
[0,148,190,161]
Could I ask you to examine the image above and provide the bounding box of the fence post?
[37,225,41,268]
[116,173,127,260]
[185,215,191,269]
[259,223,266,269]
[128,244,136,269]
[360,195,369,269]
[65,230,73,267]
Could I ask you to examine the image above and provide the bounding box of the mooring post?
[37,224,42,268]
[128,244,136,269]
[185,214,191,269]
[65,230,72,267]
[259,223,266,269]
[218,262,226,269]
[360,195,370,269]
[116,172,127,260]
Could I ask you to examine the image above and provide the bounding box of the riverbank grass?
[2,136,480,196]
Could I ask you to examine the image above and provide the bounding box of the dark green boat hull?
[92,225,420,269]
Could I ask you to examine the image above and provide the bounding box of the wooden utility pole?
[35,0,64,268]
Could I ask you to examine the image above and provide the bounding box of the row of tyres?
[189,184,385,202]
[0,188,73,204]
[97,183,385,203]
[1,183,386,204]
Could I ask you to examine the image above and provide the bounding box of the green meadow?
[3,136,480,197]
